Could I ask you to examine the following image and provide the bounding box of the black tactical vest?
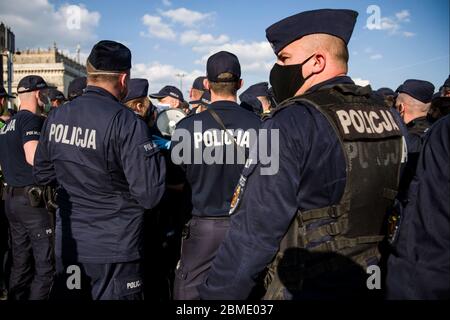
[264,84,404,299]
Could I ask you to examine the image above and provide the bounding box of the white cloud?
[161,7,212,27]
[162,0,172,6]
[370,54,383,60]
[379,17,400,33]
[352,78,371,86]
[402,31,415,37]
[371,9,414,37]
[0,0,100,50]
[395,10,410,22]
[141,14,176,40]
[132,62,203,96]
[180,30,229,45]
[193,41,275,75]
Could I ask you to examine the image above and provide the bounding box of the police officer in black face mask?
[200,9,407,300]
[33,40,166,300]
[0,75,55,300]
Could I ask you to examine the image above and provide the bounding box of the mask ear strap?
[301,53,317,82]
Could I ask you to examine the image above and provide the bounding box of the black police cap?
[149,85,184,102]
[206,51,241,82]
[266,9,358,55]
[396,79,435,103]
[189,91,211,106]
[239,82,270,103]
[68,77,87,100]
[0,84,14,99]
[192,76,207,90]
[87,40,132,72]
[123,78,149,103]
[17,75,49,94]
[47,88,66,101]
[376,87,396,97]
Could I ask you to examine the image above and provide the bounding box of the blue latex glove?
[152,135,171,150]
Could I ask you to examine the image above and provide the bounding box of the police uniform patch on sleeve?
[140,140,159,157]
[229,175,247,215]
[25,130,41,136]
[229,157,257,215]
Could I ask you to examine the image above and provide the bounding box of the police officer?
[171,51,261,300]
[199,9,406,300]
[123,78,154,122]
[150,85,186,110]
[0,83,15,299]
[394,80,435,209]
[0,75,55,300]
[46,89,66,108]
[441,75,450,97]
[0,84,14,127]
[189,76,207,112]
[33,40,166,300]
[239,82,273,116]
[188,90,210,114]
[429,75,450,122]
[67,76,87,101]
[386,114,450,299]
[374,87,396,109]
[38,88,66,117]
[395,79,434,153]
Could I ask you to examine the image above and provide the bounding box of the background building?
[2,43,86,99]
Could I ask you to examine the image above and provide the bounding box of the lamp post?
[175,72,186,92]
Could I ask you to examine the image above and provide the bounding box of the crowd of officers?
[0,8,449,301]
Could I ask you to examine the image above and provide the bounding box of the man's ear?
[203,79,210,91]
[311,52,326,74]
[119,73,128,87]
[237,79,244,90]
[398,103,405,114]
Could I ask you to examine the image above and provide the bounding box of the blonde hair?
[124,97,151,113]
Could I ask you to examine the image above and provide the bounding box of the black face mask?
[269,54,315,103]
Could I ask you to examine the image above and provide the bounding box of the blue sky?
[1,0,448,96]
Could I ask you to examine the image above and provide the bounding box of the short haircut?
[86,60,129,84]
[209,72,239,96]
[306,33,349,69]
[397,93,431,113]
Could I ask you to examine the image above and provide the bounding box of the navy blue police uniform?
[33,41,166,300]
[0,84,14,298]
[199,9,406,300]
[396,79,435,154]
[387,114,450,299]
[171,51,261,300]
[394,80,435,215]
[0,76,55,300]
[124,78,181,300]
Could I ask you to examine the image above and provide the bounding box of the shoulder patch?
[140,140,159,157]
